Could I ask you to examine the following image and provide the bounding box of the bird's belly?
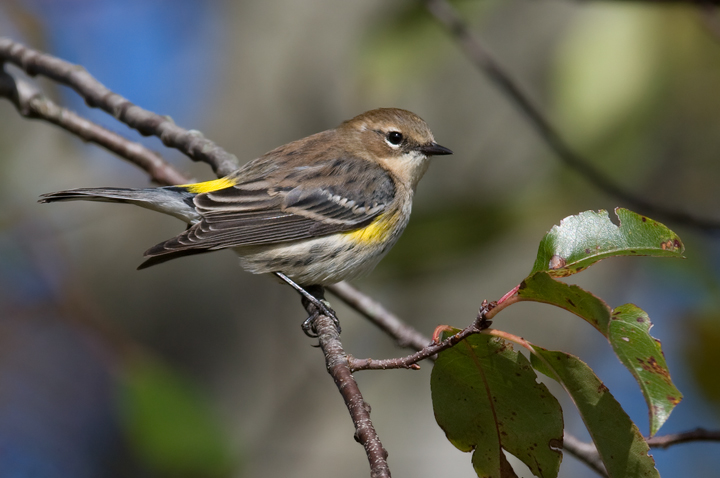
[233,231,401,286]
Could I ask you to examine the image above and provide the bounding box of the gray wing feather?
[141,153,396,265]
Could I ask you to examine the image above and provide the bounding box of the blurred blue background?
[2,1,720,477]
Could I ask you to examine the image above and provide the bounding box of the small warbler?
[40,108,452,287]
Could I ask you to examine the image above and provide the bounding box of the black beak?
[420,142,453,156]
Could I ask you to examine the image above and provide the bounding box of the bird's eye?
[386,131,403,146]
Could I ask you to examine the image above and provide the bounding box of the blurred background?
[1,0,720,476]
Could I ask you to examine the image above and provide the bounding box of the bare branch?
[348,311,490,372]
[423,0,720,231]
[0,65,190,186]
[558,428,720,477]
[562,433,608,477]
[647,427,720,448]
[328,282,432,351]
[305,290,391,478]
[0,37,238,178]
[326,284,640,476]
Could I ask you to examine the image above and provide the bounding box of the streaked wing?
[140,152,396,266]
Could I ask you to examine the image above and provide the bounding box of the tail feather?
[138,221,222,270]
[40,187,142,204]
[39,187,199,223]
[137,248,212,270]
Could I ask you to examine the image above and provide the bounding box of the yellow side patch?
[180,177,237,194]
[343,214,394,245]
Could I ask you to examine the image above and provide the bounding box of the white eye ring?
[385,131,403,148]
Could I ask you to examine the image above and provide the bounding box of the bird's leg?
[299,285,339,337]
[274,272,341,337]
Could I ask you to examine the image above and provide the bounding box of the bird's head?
[338,108,452,189]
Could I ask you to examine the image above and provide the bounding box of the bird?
[40,108,452,329]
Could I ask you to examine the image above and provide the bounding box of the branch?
[647,427,720,448]
[348,305,492,372]
[326,284,631,476]
[558,428,720,477]
[0,37,238,178]
[305,291,391,478]
[423,0,720,231]
[0,65,190,186]
[562,433,608,477]
[327,282,432,351]
[339,284,523,372]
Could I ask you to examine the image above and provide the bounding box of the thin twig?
[562,433,608,477]
[342,284,523,372]
[328,284,645,475]
[558,427,720,477]
[424,0,720,231]
[348,324,472,371]
[328,282,431,350]
[647,427,720,448]
[305,290,391,478]
[348,303,492,372]
[0,37,239,177]
[0,65,190,186]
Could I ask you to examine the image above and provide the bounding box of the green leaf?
[119,358,235,478]
[530,208,684,278]
[531,348,659,478]
[609,304,682,436]
[517,271,612,335]
[517,274,682,435]
[431,332,563,478]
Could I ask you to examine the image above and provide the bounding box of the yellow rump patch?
[343,214,394,245]
[180,177,237,194]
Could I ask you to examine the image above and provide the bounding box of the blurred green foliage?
[553,4,667,149]
[359,0,500,93]
[686,313,720,407]
[552,4,720,208]
[119,357,237,478]
[382,201,513,275]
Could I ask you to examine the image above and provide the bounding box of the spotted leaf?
[530,208,684,277]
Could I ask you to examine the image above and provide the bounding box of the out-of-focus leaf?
[608,304,681,436]
[517,271,612,335]
[530,208,684,277]
[553,4,665,146]
[431,331,563,478]
[119,358,235,478]
[360,0,500,90]
[685,312,720,408]
[530,348,659,478]
[381,202,513,275]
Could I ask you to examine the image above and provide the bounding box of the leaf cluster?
[431,208,684,477]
